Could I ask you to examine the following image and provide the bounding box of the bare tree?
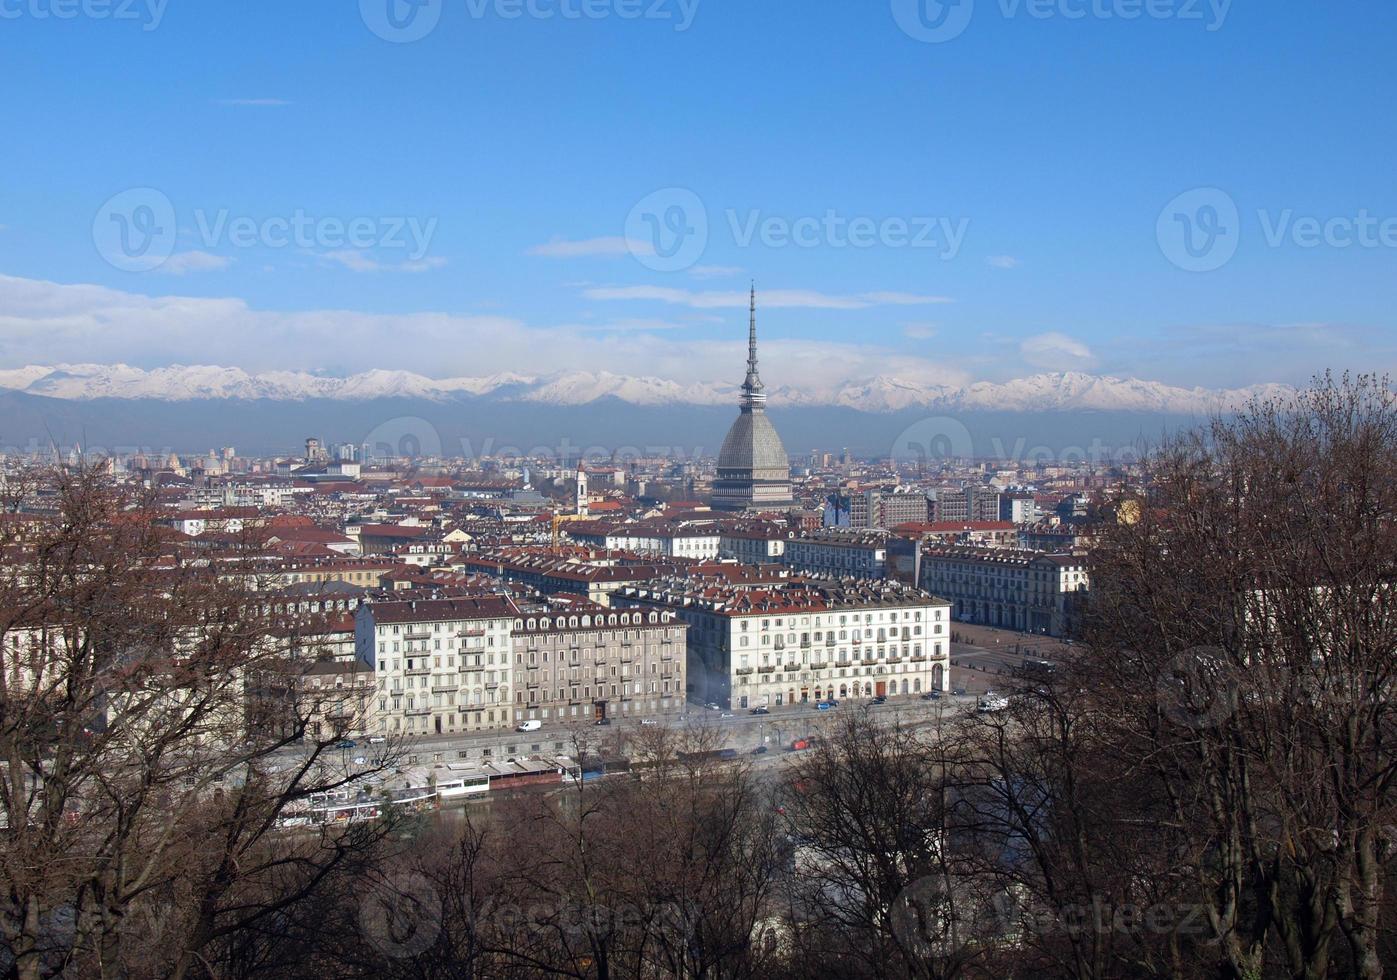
[0,466,398,978]
[1082,373,1397,979]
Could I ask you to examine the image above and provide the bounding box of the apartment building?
[918,545,1089,636]
[718,523,790,563]
[782,528,890,579]
[354,596,518,736]
[849,489,930,529]
[297,659,377,740]
[622,579,951,710]
[354,592,689,734]
[510,598,687,725]
[564,520,721,559]
[931,486,1002,523]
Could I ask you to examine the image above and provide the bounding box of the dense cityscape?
[5,2,1395,977]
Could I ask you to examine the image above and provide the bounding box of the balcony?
[404,630,430,640]
[432,681,458,693]
[835,660,852,668]
[404,666,431,676]
[810,661,829,670]
[734,667,755,676]
[757,665,776,675]
[784,664,799,673]
[405,706,431,716]
[457,627,486,638]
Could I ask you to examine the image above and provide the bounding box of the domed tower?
[711,286,794,512]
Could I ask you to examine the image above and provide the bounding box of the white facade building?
[622,580,952,710]
[355,596,517,736]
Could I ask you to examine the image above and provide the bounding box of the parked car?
[977,693,1010,713]
[367,735,386,745]
[871,695,888,705]
[640,718,657,726]
[751,745,769,755]
[921,691,941,701]
[718,748,738,760]
[815,701,835,711]
[516,720,542,733]
[750,707,770,715]
[705,702,721,711]
[720,712,735,719]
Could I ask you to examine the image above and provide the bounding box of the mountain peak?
[0,364,1292,414]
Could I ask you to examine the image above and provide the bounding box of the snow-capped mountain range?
[0,364,1293,415]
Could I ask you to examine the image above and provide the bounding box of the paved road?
[387,694,978,767]
[948,623,1073,697]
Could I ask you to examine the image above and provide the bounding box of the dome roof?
[718,408,791,478]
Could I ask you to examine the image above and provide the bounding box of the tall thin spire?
[744,281,764,398]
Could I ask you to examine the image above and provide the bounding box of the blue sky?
[1,0,1394,392]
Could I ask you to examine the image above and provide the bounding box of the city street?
[365,693,978,768]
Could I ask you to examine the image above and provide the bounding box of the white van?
[516,720,542,733]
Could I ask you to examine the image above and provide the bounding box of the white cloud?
[861,291,953,306]
[0,273,970,393]
[688,265,744,280]
[903,323,938,340]
[322,251,446,274]
[527,237,648,258]
[987,255,1021,269]
[1019,331,1097,371]
[401,256,449,273]
[582,286,952,310]
[161,251,232,275]
[575,318,690,333]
